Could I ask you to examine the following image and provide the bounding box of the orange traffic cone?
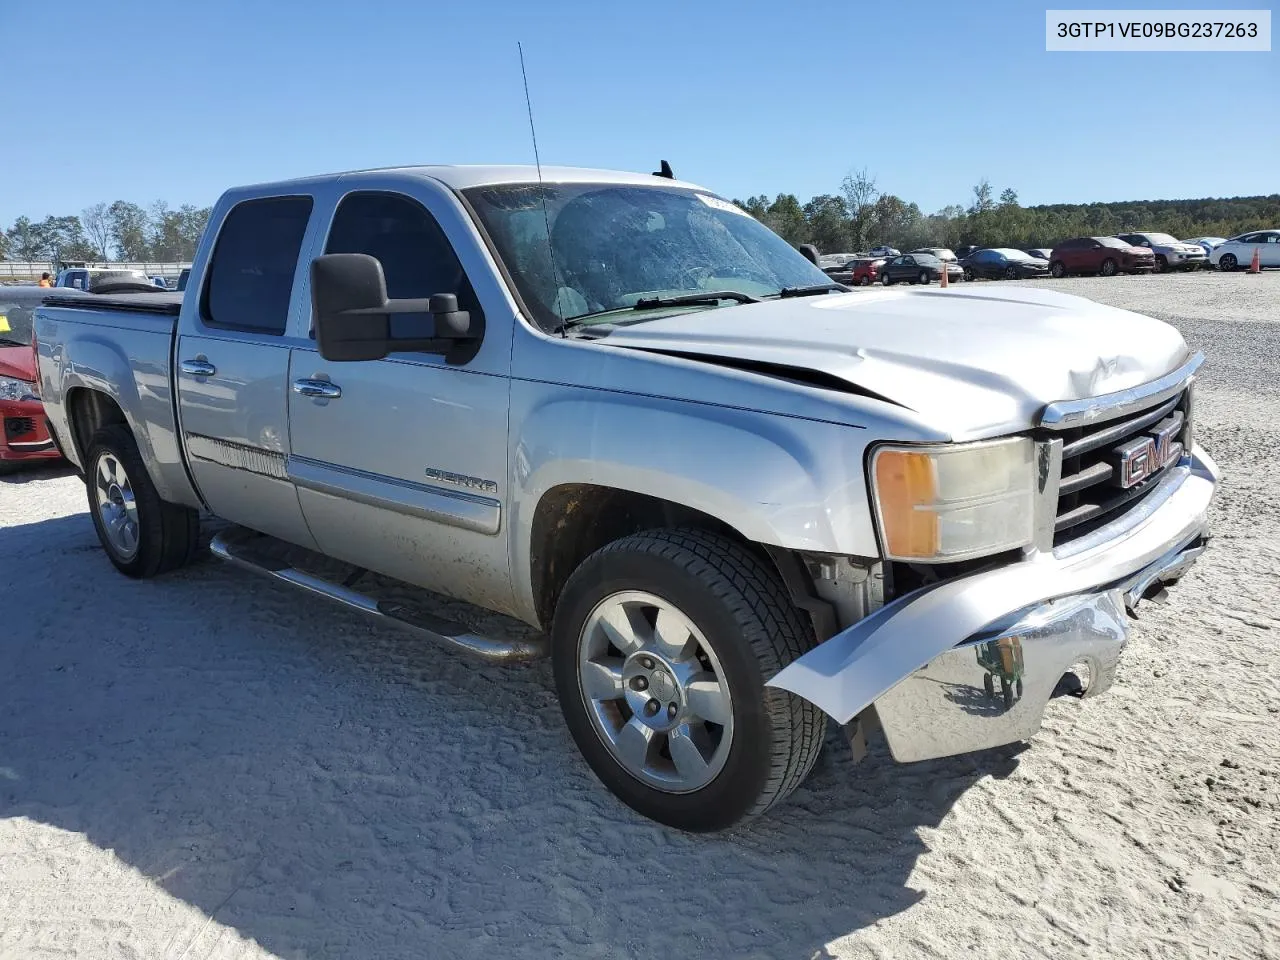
[940,262,949,288]
[1249,247,1261,274]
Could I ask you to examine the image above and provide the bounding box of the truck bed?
[40,292,183,316]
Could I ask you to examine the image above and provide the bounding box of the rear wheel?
[85,424,199,578]
[1050,261,1066,278]
[917,270,930,285]
[1155,255,1168,273]
[881,272,893,285]
[1100,258,1118,277]
[552,528,825,832]
[963,267,974,281]
[859,274,871,286]
[1219,254,1237,271]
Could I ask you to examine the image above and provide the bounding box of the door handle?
[292,378,342,399]
[180,359,216,377]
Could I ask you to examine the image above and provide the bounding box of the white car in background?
[867,245,900,258]
[1210,230,1280,271]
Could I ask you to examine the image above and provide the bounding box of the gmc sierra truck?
[34,165,1220,831]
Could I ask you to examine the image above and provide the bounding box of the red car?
[1048,236,1156,278]
[0,286,85,470]
[824,256,886,286]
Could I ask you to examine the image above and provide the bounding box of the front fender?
[508,379,880,621]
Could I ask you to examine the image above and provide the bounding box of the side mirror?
[311,253,483,364]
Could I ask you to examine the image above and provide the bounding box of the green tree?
[803,194,850,253]
[81,202,112,259]
[840,168,879,251]
[107,201,150,259]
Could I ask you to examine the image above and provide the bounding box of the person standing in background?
[38,272,52,287]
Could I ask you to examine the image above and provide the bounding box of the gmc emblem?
[1113,417,1184,489]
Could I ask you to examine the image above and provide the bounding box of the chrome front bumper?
[767,445,1220,763]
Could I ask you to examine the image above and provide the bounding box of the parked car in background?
[176,267,192,292]
[960,248,1051,281]
[879,252,963,285]
[1115,232,1207,272]
[1210,230,1280,271]
[909,247,957,263]
[55,267,151,291]
[1183,236,1226,258]
[149,276,168,288]
[1049,237,1155,278]
[1025,248,1053,260]
[867,245,900,258]
[818,253,856,270]
[0,285,89,470]
[825,257,886,286]
[954,245,980,259]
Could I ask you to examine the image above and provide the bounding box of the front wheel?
[85,424,199,578]
[552,528,825,832]
[1155,255,1168,273]
[963,267,974,281]
[1004,265,1019,280]
[917,270,930,285]
[1050,261,1067,278]
[1219,254,1237,271]
[859,274,871,286]
[1100,258,1118,277]
[881,272,893,285]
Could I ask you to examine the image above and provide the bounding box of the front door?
[176,194,319,550]
[286,188,516,615]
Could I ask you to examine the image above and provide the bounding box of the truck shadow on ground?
[0,513,1021,960]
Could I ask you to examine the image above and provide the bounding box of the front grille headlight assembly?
[870,437,1036,562]
[0,375,39,403]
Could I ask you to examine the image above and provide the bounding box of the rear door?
[175,194,320,549]
[286,185,516,615]
[1261,231,1280,267]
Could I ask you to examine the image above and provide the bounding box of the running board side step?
[209,530,547,663]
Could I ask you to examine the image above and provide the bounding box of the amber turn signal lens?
[873,449,940,558]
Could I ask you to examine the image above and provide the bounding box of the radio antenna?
[518,42,568,334]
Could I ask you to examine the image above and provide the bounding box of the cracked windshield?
[465,183,832,329]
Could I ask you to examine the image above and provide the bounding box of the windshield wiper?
[557,290,761,334]
[0,336,28,347]
[775,282,850,298]
[633,290,761,309]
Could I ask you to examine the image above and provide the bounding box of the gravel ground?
[2,271,1278,960]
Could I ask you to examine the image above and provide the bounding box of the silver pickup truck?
[34,165,1220,831]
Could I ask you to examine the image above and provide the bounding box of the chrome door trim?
[1038,352,1202,428]
[287,455,501,535]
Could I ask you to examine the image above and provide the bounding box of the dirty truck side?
[34,165,1220,831]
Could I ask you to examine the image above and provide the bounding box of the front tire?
[1100,258,1118,277]
[881,272,893,285]
[1050,260,1066,278]
[1155,255,1168,273]
[1219,254,1237,271]
[85,424,199,578]
[552,528,825,832]
[917,270,930,285]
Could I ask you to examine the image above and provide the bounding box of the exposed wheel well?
[529,484,823,632]
[67,388,127,467]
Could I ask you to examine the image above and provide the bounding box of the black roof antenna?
[653,160,675,179]
[518,42,568,336]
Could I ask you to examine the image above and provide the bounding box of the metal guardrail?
[0,261,192,281]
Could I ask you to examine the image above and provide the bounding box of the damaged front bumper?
[767,445,1220,763]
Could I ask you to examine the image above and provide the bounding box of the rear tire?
[881,272,893,286]
[551,528,825,832]
[1155,255,1168,273]
[85,424,199,578]
[917,270,930,285]
[1050,261,1066,278]
[859,275,871,286]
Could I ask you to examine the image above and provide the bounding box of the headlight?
[870,437,1035,562]
[0,375,39,402]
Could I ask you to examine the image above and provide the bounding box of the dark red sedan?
[1048,237,1156,278]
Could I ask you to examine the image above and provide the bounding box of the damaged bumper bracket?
[767,446,1220,763]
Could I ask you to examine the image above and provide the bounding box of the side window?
[324,191,482,342]
[202,195,313,335]
[902,256,915,266]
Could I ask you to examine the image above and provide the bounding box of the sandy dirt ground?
[1,273,1278,960]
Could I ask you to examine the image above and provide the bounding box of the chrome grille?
[1050,389,1191,545]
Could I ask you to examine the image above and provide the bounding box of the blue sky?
[2,0,1275,225]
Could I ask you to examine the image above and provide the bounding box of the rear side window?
[323,191,482,342]
[202,196,313,335]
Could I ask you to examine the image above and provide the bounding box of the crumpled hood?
[0,344,37,383]
[600,286,1191,439]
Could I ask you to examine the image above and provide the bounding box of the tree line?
[0,201,211,263]
[734,170,1280,255]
